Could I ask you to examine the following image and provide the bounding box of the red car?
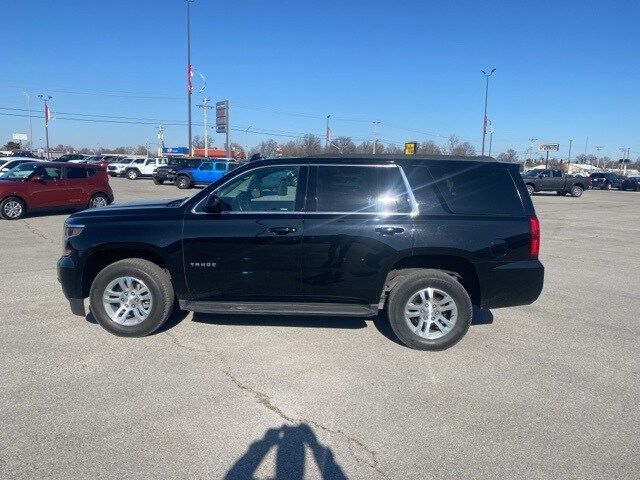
[0,162,114,220]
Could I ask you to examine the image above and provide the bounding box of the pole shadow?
[224,423,347,480]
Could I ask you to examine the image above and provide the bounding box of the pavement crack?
[22,220,57,245]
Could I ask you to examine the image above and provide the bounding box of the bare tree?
[299,134,322,155]
[451,141,476,156]
[257,139,279,158]
[418,140,442,155]
[133,145,148,155]
[385,144,403,154]
[328,136,356,154]
[445,135,460,155]
[497,148,518,163]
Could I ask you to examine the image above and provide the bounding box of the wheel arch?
[81,245,169,298]
[1,194,29,209]
[381,254,481,307]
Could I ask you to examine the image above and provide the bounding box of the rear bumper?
[479,260,544,310]
[57,255,86,316]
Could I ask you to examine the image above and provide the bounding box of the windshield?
[522,170,539,177]
[0,163,40,180]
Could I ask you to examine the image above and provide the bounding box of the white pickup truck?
[122,158,168,180]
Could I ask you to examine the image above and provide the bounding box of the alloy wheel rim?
[3,200,23,218]
[404,287,458,340]
[102,276,153,326]
[91,196,107,208]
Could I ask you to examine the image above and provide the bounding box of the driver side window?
[216,166,300,212]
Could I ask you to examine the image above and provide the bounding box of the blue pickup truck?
[174,160,240,189]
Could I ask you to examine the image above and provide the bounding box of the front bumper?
[154,171,177,181]
[57,255,86,316]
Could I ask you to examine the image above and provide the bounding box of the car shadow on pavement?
[192,312,367,329]
[372,306,494,347]
[223,423,348,480]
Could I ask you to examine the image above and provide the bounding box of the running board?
[179,300,378,317]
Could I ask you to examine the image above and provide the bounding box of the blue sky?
[1,0,638,159]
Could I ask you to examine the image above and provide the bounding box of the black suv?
[153,157,205,185]
[58,156,544,350]
[589,172,621,190]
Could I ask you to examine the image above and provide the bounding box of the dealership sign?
[538,144,560,151]
[162,147,189,155]
[12,133,28,141]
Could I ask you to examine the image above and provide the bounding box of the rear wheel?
[126,169,139,180]
[387,270,473,350]
[0,197,26,220]
[526,184,534,195]
[605,182,612,190]
[153,178,164,185]
[88,193,109,209]
[89,259,174,337]
[570,185,584,197]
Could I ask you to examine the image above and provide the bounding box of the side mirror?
[203,193,222,214]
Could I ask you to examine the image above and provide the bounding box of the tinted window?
[377,167,413,213]
[87,168,98,177]
[404,166,447,215]
[215,163,226,171]
[133,159,144,164]
[67,167,87,179]
[552,170,562,177]
[216,166,300,212]
[200,163,212,171]
[316,166,377,213]
[428,163,524,216]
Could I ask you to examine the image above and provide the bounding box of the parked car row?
[521,169,640,196]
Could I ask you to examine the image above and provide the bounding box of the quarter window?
[216,166,300,212]
[67,167,87,179]
[215,163,226,171]
[200,163,213,171]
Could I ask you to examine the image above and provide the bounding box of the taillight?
[529,215,540,259]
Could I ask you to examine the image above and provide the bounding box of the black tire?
[556,191,566,196]
[175,175,192,189]
[88,193,109,209]
[126,169,139,180]
[0,196,27,220]
[153,178,164,185]
[89,258,175,337]
[570,185,584,197]
[387,270,473,350]
[526,184,534,195]
[605,182,611,190]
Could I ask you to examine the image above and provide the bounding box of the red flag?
[187,64,193,94]
[44,104,50,126]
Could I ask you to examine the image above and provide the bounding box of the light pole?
[21,92,33,151]
[325,114,331,149]
[197,97,211,157]
[244,125,252,160]
[595,145,604,168]
[38,94,52,159]
[480,68,496,156]
[372,120,381,154]
[567,139,572,169]
[186,0,195,154]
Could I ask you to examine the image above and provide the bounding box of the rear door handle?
[269,226,297,235]
[375,226,405,235]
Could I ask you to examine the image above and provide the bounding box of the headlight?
[64,224,84,238]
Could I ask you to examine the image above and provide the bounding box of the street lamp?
[325,114,331,149]
[186,0,195,154]
[480,68,496,156]
[372,120,381,154]
[21,91,33,151]
[37,94,52,159]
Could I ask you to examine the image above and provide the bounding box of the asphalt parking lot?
[1,178,638,479]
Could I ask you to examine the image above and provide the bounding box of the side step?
[179,300,378,317]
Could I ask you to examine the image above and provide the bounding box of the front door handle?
[375,226,405,235]
[269,226,297,235]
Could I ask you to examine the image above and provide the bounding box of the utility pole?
[584,136,588,155]
[567,139,572,169]
[197,97,212,157]
[244,125,252,160]
[186,0,195,154]
[489,130,493,156]
[22,92,33,151]
[595,145,604,168]
[157,124,165,156]
[372,120,381,154]
[325,114,331,149]
[38,94,52,159]
[480,68,496,156]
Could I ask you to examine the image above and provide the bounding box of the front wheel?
[88,193,109,209]
[89,259,175,337]
[126,169,139,180]
[387,270,473,350]
[0,196,26,220]
[570,185,584,197]
[175,175,192,189]
[605,182,612,190]
[153,178,164,185]
[526,184,535,195]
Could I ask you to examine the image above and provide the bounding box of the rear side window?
[377,167,413,213]
[215,163,226,171]
[67,167,87,179]
[86,168,98,177]
[404,166,447,215]
[200,163,212,171]
[428,163,524,216]
[316,166,378,213]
